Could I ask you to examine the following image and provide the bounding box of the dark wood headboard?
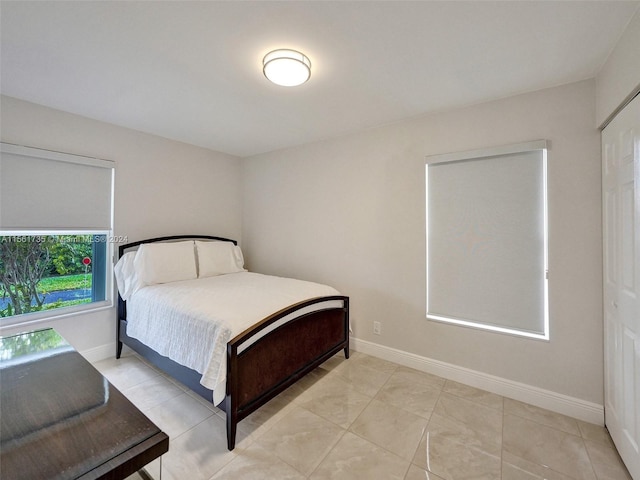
[117,234,237,258]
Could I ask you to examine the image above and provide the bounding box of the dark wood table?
[0,328,169,479]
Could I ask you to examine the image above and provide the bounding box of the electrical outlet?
[373,321,381,335]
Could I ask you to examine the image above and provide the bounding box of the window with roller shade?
[0,143,115,325]
[425,140,549,340]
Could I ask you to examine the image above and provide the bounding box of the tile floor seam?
[341,379,379,431]
[345,426,413,466]
[145,392,217,442]
[442,379,505,413]
[582,436,603,480]
[408,389,441,469]
[253,403,345,477]
[168,409,217,444]
[338,428,414,480]
[504,410,585,439]
[202,450,243,480]
[304,428,349,479]
[509,453,585,480]
[399,457,413,480]
[425,424,504,460]
[501,403,505,479]
[504,398,584,437]
[502,413,597,480]
[373,367,445,422]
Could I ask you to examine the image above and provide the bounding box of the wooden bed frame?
[115,235,349,450]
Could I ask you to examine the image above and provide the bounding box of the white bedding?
[125,272,340,405]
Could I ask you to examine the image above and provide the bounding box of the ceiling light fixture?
[263,49,311,87]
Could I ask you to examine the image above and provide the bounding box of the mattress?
[125,272,340,405]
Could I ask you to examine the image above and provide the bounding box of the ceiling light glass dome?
[263,49,311,87]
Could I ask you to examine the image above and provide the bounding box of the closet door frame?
[602,92,640,480]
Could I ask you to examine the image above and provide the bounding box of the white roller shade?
[0,143,114,230]
[426,140,548,338]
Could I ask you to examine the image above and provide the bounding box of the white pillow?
[114,252,143,300]
[196,240,246,278]
[133,241,197,286]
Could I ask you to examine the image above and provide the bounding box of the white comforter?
[126,272,340,405]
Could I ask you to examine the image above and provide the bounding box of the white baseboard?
[351,337,604,426]
[80,342,116,363]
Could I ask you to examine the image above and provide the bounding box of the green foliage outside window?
[0,235,95,318]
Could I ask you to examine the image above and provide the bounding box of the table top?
[0,328,168,479]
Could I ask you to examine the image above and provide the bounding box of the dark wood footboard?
[225,296,349,449]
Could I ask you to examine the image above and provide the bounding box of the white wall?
[242,79,603,407]
[596,8,640,126]
[0,95,242,358]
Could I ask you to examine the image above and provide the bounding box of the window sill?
[426,313,549,341]
[0,301,114,331]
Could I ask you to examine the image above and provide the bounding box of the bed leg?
[116,340,123,359]
[344,345,350,359]
[226,413,237,450]
[225,394,237,450]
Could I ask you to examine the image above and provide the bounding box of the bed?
[114,235,349,450]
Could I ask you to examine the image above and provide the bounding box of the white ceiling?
[1,1,638,157]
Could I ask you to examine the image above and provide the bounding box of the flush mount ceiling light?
[263,49,311,87]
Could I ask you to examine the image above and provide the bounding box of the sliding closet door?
[602,93,640,479]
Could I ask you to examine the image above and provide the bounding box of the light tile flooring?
[93,351,632,480]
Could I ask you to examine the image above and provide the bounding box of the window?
[0,143,115,325]
[425,140,548,339]
[1,234,109,317]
